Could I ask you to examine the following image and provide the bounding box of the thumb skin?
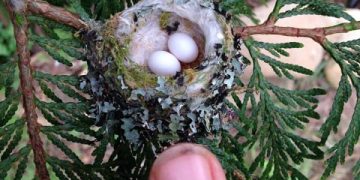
[149,143,226,180]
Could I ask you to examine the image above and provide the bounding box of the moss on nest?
[102,16,158,89]
[159,12,172,29]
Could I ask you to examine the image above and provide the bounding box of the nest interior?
[110,0,229,89]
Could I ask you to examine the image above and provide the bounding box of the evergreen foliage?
[230,38,326,179]
[320,39,360,179]
[0,23,16,57]
[223,0,360,179]
[0,0,360,179]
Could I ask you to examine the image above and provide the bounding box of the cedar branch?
[235,21,360,44]
[4,1,50,180]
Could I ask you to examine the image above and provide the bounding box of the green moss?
[102,18,157,88]
[159,12,172,29]
[108,38,158,88]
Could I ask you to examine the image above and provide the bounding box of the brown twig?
[235,21,360,44]
[4,1,50,180]
[236,0,360,44]
[28,0,87,30]
[324,21,360,35]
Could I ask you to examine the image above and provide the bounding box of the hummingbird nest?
[81,0,249,146]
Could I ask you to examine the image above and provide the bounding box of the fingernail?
[149,143,226,180]
[154,153,212,180]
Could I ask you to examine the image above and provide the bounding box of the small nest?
[82,0,249,145]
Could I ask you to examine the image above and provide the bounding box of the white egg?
[168,32,199,63]
[147,51,181,76]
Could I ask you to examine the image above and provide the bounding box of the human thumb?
[149,143,226,180]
